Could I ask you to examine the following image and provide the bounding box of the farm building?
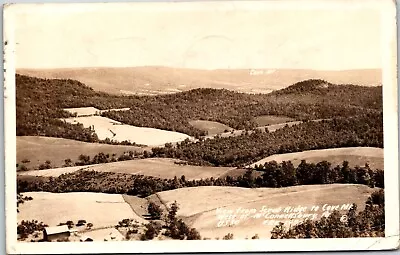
[79,236,94,242]
[43,225,71,242]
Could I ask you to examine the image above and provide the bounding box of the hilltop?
[16,74,382,143]
[17,67,382,95]
[16,73,382,140]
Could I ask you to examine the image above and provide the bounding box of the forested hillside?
[153,113,383,167]
[16,74,382,140]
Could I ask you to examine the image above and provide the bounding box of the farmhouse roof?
[80,235,94,242]
[44,225,70,235]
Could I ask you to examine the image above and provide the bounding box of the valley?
[17,67,382,95]
[15,72,384,242]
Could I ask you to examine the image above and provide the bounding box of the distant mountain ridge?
[17,67,382,95]
[16,73,382,142]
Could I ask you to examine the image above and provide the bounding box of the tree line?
[271,189,384,238]
[152,113,383,167]
[17,159,383,197]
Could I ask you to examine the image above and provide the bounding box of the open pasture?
[62,115,193,146]
[189,120,233,136]
[18,192,147,229]
[17,136,144,170]
[205,120,303,139]
[18,158,237,180]
[150,184,378,239]
[63,107,130,117]
[253,115,295,126]
[249,147,384,170]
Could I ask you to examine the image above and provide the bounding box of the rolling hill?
[249,147,384,170]
[148,184,378,239]
[18,158,237,180]
[17,67,381,95]
[16,73,382,140]
[17,136,146,170]
[18,192,146,228]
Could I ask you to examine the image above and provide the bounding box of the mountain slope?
[16,74,382,142]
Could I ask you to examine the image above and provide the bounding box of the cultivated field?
[64,107,100,116]
[205,120,304,139]
[253,115,295,126]
[18,158,237,180]
[189,120,233,136]
[62,115,193,146]
[249,147,384,170]
[63,107,131,117]
[18,192,147,228]
[17,67,382,95]
[17,136,145,170]
[150,184,378,239]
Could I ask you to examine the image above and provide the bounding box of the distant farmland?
[62,115,193,146]
[189,120,233,136]
[249,147,384,170]
[253,115,295,126]
[18,158,237,180]
[17,67,382,95]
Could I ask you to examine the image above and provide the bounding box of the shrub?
[38,160,52,170]
[148,202,163,220]
[17,220,48,240]
[140,222,161,240]
[251,234,259,239]
[86,223,93,229]
[76,219,87,226]
[223,233,234,240]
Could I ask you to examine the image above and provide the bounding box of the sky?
[12,1,383,70]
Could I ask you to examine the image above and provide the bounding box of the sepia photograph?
[3,0,399,253]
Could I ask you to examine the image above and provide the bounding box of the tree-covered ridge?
[152,113,383,167]
[16,74,382,139]
[270,79,382,110]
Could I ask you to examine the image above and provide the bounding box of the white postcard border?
[3,0,399,253]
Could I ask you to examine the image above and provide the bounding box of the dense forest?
[16,74,382,139]
[17,75,101,142]
[271,189,385,238]
[152,113,383,167]
[17,159,383,197]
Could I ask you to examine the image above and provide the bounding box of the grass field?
[149,184,378,239]
[18,192,147,229]
[205,120,304,139]
[17,136,145,170]
[248,147,384,170]
[62,115,193,146]
[64,107,100,116]
[18,158,237,180]
[63,107,131,117]
[253,115,295,126]
[189,120,233,136]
